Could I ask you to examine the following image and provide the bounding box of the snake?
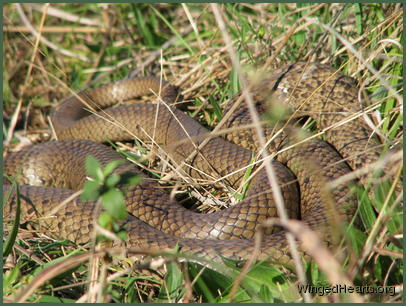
[3,62,392,264]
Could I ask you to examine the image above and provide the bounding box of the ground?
[2,3,403,303]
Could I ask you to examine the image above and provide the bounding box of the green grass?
[2,3,403,303]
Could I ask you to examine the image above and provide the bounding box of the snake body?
[3,62,387,263]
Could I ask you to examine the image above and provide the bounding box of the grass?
[2,3,403,303]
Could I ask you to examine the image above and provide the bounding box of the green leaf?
[98,212,114,229]
[309,260,319,285]
[258,284,273,302]
[358,187,377,230]
[37,296,77,303]
[81,180,101,202]
[85,156,103,181]
[158,262,184,301]
[3,182,21,258]
[238,262,294,302]
[209,95,223,121]
[230,66,241,96]
[133,5,156,47]
[150,5,194,54]
[233,153,254,200]
[187,263,220,302]
[32,248,84,277]
[3,265,20,290]
[346,227,366,256]
[124,174,142,187]
[258,26,265,39]
[105,174,121,189]
[85,42,103,53]
[101,189,127,220]
[354,4,363,35]
[117,231,128,241]
[32,97,53,108]
[103,159,125,177]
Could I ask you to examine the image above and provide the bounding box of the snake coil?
[3,62,394,264]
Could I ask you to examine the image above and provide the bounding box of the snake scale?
[3,62,389,264]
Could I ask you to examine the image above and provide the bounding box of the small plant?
[81,156,142,242]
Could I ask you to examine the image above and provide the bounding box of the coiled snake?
[3,62,392,264]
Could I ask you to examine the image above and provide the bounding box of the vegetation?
[3,3,403,303]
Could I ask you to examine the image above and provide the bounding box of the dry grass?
[3,3,403,303]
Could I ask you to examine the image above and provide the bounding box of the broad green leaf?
[103,159,126,177]
[105,174,121,189]
[117,231,128,241]
[85,156,103,181]
[101,189,127,220]
[259,284,273,302]
[81,180,101,202]
[346,227,366,256]
[188,262,232,302]
[158,262,184,301]
[98,212,114,229]
[124,174,142,187]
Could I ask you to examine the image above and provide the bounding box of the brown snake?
[3,62,392,264]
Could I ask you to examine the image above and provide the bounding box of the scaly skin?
[5,62,392,264]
